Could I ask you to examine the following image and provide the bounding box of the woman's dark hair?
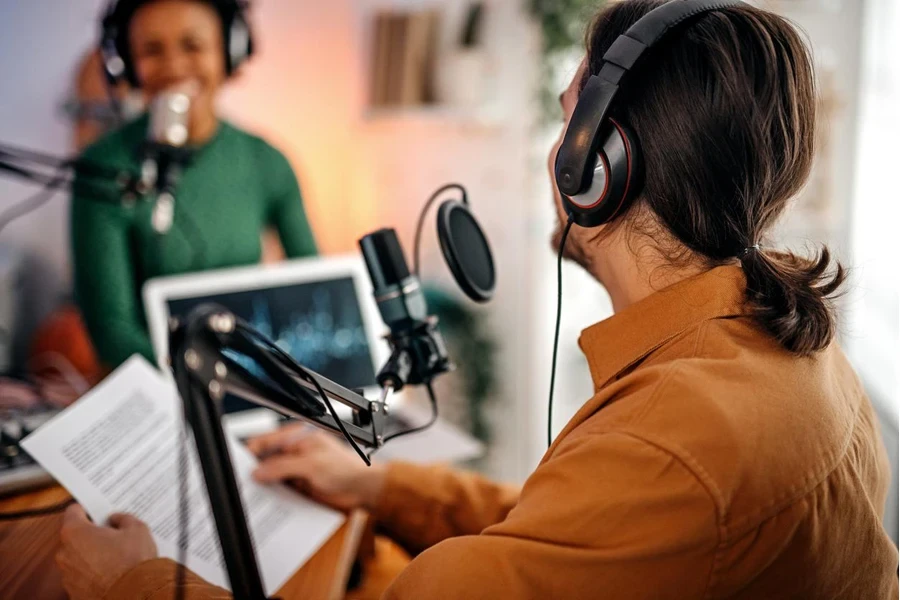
[111,0,236,27]
[111,0,236,49]
[584,0,845,356]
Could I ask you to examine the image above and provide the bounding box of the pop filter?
[436,199,495,303]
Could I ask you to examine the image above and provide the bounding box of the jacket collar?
[579,265,748,392]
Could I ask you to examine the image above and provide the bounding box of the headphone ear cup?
[100,8,141,88]
[564,152,610,214]
[225,11,254,75]
[100,33,125,85]
[601,119,641,222]
[560,120,641,228]
[100,12,131,87]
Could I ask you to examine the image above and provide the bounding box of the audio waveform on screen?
[242,288,370,373]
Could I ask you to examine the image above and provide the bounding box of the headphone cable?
[373,381,439,452]
[412,183,467,277]
[548,216,574,448]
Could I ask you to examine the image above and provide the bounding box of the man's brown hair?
[585,0,845,355]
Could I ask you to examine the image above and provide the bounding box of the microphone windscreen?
[148,91,190,147]
[437,201,495,303]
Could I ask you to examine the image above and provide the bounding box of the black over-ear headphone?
[99,0,254,88]
[554,0,744,228]
[547,0,747,449]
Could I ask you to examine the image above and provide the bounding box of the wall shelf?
[361,105,504,129]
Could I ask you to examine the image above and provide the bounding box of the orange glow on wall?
[218,0,380,255]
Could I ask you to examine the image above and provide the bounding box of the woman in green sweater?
[72,0,317,369]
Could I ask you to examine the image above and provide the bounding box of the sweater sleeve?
[262,144,317,259]
[102,465,519,599]
[372,462,520,555]
[71,172,155,368]
[104,559,230,600]
[381,433,718,599]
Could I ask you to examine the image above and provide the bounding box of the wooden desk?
[0,485,366,600]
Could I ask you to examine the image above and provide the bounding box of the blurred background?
[0,0,896,538]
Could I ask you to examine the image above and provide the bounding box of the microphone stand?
[0,144,144,203]
[169,304,391,600]
[140,142,192,234]
[376,316,452,390]
[0,140,189,214]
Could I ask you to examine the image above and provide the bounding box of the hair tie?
[739,244,761,259]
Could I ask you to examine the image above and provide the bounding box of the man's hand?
[57,505,158,600]
[248,424,387,512]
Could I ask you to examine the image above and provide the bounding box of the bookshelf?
[362,1,499,126]
[361,105,503,129]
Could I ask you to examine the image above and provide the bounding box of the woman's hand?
[247,424,387,512]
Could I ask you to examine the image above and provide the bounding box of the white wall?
[0,0,109,360]
[763,0,865,260]
[846,0,899,541]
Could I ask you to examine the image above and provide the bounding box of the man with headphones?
[71,0,318,376]
[57,1,897,598]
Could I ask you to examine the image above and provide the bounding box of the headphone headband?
[556,0,745,198]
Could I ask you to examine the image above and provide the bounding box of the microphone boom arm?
[0,145,142,201]
[171,304,389,453]
[169,304,389,600]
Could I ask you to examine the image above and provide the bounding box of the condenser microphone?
[359,228,451,390]
[144,90,192,233]
[360,228,427,332]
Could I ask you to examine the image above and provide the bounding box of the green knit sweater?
[71,115,317,368]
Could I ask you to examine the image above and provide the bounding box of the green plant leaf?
[529,0,605,122]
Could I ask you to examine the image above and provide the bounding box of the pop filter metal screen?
[437,201,495,303]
